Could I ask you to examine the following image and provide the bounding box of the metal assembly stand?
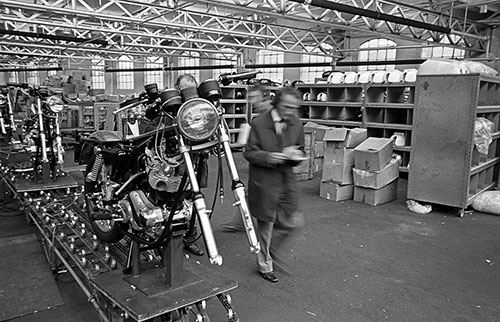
[2,179,240,322]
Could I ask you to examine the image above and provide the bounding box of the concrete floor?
[2,152,500,322]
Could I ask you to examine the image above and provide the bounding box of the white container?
[372,71,388,83]
[387,69,404,83]
[327,72,345,84]
[344,72,359,84]
[403,69,418,82]
[358,71,374,84]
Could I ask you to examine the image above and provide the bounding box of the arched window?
[91,56,106,90]
[421,35,465,59]
[358,38,397,72]
[144,56,164,89]
[212,50,238,79]
[257,48,284,82]
[117,55,134,90]
[300,46,333,83]
[178,54,200,82]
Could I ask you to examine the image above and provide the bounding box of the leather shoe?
[184,242,204,256]
[259,271,278,283]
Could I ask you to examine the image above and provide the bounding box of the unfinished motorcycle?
[21,86,65,182]
[81,77,260,273]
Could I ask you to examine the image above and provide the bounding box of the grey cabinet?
[407,74,500,214]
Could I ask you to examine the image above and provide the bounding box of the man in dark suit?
[244,86,306,283]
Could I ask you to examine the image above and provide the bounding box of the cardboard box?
[320,182,354,201]
[323,127,367,149]
[321,162,354,184]
[293,158,311,175]
[304,132,314,151]
[304,121,332,141]
[353,158,400,189]
[313,141,324,157]
[313,157,323,173]
[354,137,393,171]
[324,147,355,164]
[353,179,398,206]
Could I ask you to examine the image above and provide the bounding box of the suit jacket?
[243,109,305,222]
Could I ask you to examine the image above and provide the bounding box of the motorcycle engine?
[116,147,189,238]
[118,190,192,239]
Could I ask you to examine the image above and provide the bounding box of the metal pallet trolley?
[1,171,240,322]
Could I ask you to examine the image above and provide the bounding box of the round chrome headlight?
[177,98,220,142]
[46,95,64,113]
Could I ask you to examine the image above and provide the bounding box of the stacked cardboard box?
[304,122,330,174]
[292,131,314,181]
[352,137,399,206]
[319,127,367,201]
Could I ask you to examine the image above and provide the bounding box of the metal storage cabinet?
[407,74,500,215]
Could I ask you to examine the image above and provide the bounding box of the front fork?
[219,121,260,254]
[178,136,223,265]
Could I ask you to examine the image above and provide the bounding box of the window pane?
[421,35,465,59]
[144,56,164,89]
[91,57,106,90]
[117,55,134,90]
[212,51,237,79]
[257,49,284,83]
[358,39,396,71]
[300,47,333,83]
[27,63,39,85]
[178,55,200,82]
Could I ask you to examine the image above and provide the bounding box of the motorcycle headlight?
[177,98,220,142]
[46,95,64,113]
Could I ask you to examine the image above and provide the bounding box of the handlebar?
[218,70,261,86]
[113,97,149,115]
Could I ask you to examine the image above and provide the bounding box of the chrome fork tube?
[219,122,260,254]
[37,98,48,163]
[178,135,222,265]
[54,114,63,165]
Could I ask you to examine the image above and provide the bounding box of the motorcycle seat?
[88,130,123,143]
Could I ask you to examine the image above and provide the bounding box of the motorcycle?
[21,86,65,181]
[80,75,260,269]
[0,86,18,143]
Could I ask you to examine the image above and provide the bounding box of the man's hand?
[267,152,288,164]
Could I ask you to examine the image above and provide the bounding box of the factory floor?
[1,151,500,322]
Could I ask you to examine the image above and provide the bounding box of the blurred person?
[243,86,306,283]
[220,84,272,232]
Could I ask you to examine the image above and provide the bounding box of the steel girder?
[0,0,493,66]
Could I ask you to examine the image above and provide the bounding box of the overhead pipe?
[0,67,63,72]
[105,65,236,72]
[289,0,451,34]
[0,29,108,46]
[105,59,426,72]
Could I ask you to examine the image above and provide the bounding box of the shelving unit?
[407,74,500,214]
[220,85,279,146]
[297,82,416,172]
[220,85,249,146]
